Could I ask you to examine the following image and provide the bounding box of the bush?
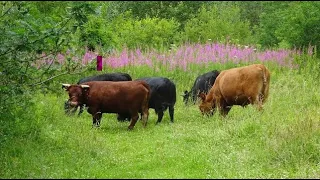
[77,15,116,52]
[182,5,252,45]
[110,11,180,51]
[257,2,320,50]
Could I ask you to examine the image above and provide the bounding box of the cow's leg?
[78,104,84,116]
[94,112,102,127]
[139,92,149,128]
[128,112,139,130]
[117,113,126,122]
[221,106,232,117]
[89,107,102,128]
[257,94,264,111]
[216,98,223,116]
[250,95,263,111]
[168,105,174,123]
[91,115,96,128]
[140,105,149,128]
[156,110,164,124]
[91,112,102,128]
[192,94,197,105]
[217,98,231,117]
[64,100,71,114]
[141,109,149,128]
[117,113,131,122]
[155,104,164,124]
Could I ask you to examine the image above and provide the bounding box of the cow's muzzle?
[69,101,78,107]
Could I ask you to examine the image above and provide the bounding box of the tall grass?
[1,43,319,178]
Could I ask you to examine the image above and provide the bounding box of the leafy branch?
[28,68,88,86]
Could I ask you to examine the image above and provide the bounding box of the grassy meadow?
[1,45,320,178]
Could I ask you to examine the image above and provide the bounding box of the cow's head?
[62,83,90,108]
[198,92,215,116]
[182,90,190,105]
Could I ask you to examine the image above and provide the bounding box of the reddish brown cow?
[62,81,150,130]
[199,64,270,117]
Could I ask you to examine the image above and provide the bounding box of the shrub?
[110,11,180,51]
[182,5,252,45]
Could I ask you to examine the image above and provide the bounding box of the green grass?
[1,62,319,178]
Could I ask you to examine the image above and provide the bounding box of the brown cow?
[198,64,270,117]
[62,81,150,130]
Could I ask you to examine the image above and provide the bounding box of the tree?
[0,1,85,124]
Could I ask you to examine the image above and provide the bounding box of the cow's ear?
[199,93,206,102]
[62,84,71,91]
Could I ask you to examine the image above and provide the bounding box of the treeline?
[5,1,318,52]
[78,1,320,51]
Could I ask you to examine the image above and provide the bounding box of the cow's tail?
[169,81,177,105]
[142,82,151,105]
[141,82,151,127]
[259,64,271,103]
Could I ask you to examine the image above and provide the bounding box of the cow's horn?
[62,83,71,89]
[80,85,90,88]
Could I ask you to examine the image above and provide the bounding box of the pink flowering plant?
[34,42,306,72]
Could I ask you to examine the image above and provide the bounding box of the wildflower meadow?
[1,41,319,178]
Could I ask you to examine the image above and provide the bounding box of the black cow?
[77,72,132,84]
[117,77,176,124]
[64,72,132,115]
[183,70,220,105]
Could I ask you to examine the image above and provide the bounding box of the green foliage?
[182,5,252,45]
[257,2,320,50]
[106,1,209,30]
[69,2,97,31]
[275,2,320,49]
[0,1,84,137]
[235,1,264,30]
[111,11,180,50]
[77,14,115,51]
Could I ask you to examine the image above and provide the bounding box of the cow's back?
[82,81,150,113]
[77,72,132,84]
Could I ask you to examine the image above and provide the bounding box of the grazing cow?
[62,81,150,130]
[199,64,270,117]
[64,72,132,116]
[183,70,220,105]
[117,77,176,124]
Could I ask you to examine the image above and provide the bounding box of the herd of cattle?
[62,64,271,130]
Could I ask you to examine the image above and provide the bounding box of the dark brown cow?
[62,81,150,130]
[199,64,270,117]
